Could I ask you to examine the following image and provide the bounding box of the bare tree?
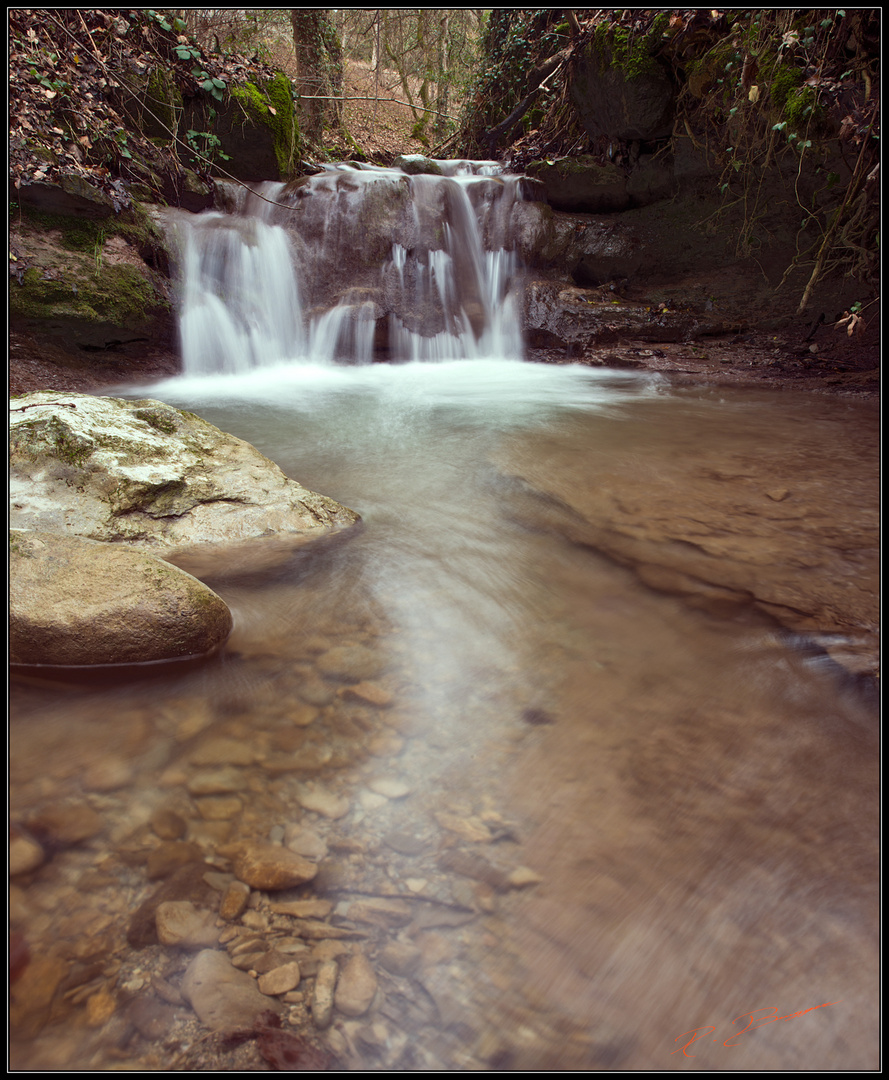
[290,9,343,141]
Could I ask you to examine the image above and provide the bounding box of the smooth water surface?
[10,362,878,1070]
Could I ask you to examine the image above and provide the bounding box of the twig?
[796,121,875,314]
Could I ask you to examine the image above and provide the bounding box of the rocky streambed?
[9,363,879,1071]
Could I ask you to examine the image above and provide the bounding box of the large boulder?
[9,393,360,555]
[10,530,232,667]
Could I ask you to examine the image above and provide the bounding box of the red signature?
[672,1001,843,1058]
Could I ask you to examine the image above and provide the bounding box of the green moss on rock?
[230,75,300,177]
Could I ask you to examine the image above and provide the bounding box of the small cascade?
[175,213,305,375]
[169,160,528,373]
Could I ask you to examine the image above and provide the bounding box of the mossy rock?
[203,74,301,182]
[393,155,443,176]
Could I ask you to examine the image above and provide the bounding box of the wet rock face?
[526,154,677,216]
[569,39,675,142]
[9,530,233,666]
[8,392,360,555]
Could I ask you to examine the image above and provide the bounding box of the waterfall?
[168,160,527,373]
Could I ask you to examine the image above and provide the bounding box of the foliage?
[459,10,574,157]
[457,9,879,310]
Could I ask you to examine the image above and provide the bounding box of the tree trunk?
[290,9,343,142]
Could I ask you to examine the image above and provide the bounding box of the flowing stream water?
[10,163,879,1071]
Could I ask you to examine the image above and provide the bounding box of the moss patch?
[230,74,300,177]
[10,262,161,328]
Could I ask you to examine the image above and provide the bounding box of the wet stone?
[195,795,244,821]
[368,776,412,799]
[378,940,422,977]
[10,829,46,876]
[335,951,378,1017]
[187,767,247,796]
[26,802,103,846]
[438,848,509,890]
[155,900,220,949]
[233,843,319,891]
[312,958,339,1028]
[219,880,251,921]
[146,840,204,880]
[290,703,320,727]
[149,808,188,841]
[85,988,116,1027]
[316,645,385,683]
[344,897,413,929]
[296,786,350,819]
[383,830,429,856]
[270,898,333,919]
[297,678,337,706]
[342,681,393,706]
[128,996,179,1040]
[189,738,255,767]
[258,961,301,996]
[284,824,329,860]
[83,757,133,792]
[181,948,284,1032]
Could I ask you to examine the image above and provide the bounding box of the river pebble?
[232,844,318,890]
[189,738,255,766]
[296,785,350,819]
[195,795,244,821]
[378,941,422,976]
[344,897,413,928]
[368,776,412,799]
[334,951,377,1017]
[187,766,246,795]
[312,958,339,1028]
[283,824,328,860]
[270,898,333,919]
[149,808,187,840]
[317,645,385,682]
[146,841,204,879]
[26,802,103,845]
[342,680,393,706]
[258,961,301,996]
[181,948,283,1032]
[155,900,220,948]
[9,829,45,876]
[219,880,251,921]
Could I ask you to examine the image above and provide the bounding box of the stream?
[9,163,879,1071]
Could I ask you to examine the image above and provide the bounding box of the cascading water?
[168,159,527,373]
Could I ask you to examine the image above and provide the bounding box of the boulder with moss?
[9,393,361,559]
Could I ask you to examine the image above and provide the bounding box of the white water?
[168,160,527,373]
